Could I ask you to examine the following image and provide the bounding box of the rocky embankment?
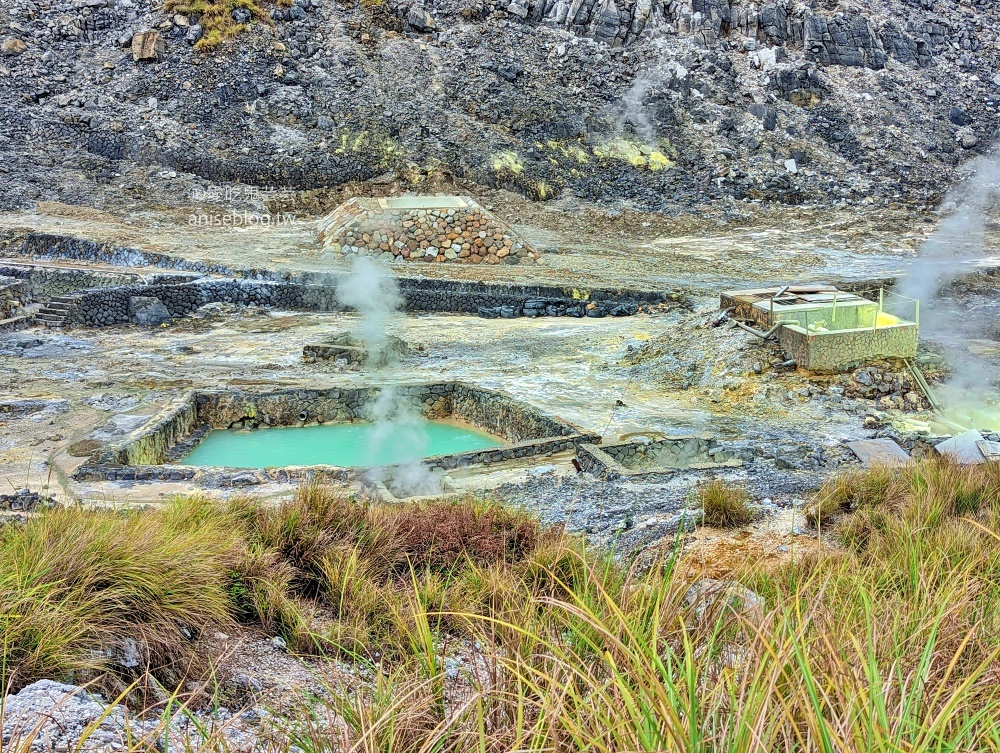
[0,0,997,214]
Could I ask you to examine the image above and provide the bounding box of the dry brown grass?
[8,465,1000,750]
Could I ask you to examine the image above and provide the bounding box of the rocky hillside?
[0,0,997,213]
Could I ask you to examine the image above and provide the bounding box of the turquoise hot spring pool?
[181,418,503,468]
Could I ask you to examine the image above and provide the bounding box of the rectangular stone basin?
[577,435,741,480]
[74,382,598,487]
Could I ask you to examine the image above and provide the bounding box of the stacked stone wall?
[577,437,739,480]
[14,233,675,323]
[319,197,541,265]
[61,277,668,326]
[0,276,29,319]
[0,265,140,300]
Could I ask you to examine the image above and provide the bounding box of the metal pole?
[832,291,838,324]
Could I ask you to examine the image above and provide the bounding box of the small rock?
[956,128,979,149]
[271,636,287,651]
[1,38,27,56]
[406,6,437,32]
[131,31,165,62]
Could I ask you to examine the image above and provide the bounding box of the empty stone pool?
[182,419,502,468]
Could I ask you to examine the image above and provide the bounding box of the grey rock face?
[128,296,171,326]
[0,0,996,213]
[1,680,130,752]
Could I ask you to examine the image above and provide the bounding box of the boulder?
[128,296,171,326]
[131,31,165,62]
[406,6,437,32]
[1,38,27,56]
[0,681,129,752]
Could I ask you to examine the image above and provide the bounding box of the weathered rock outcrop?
[0,0,996,212]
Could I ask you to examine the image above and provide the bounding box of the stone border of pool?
[576,435,742,481]
[73,382,599,488]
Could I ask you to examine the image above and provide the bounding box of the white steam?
[337,256,442,496]
[896,149,1000,429]
[336,256,403,367]
[616,45,687,142]
[896,152,1000,319]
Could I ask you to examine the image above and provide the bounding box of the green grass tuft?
[697,478,756,528]
[164,0,286,51]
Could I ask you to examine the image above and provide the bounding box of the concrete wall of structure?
[772,302,878,330]
[778,323,918,372]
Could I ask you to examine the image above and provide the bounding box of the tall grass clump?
[0,496,241,697]
[7,464,1000,751]
[698,478,756,527]
[164,0,287,50]
[224,483,585,657]
[303,460,1000,752]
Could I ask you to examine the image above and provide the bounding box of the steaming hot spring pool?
[181,418,503,468]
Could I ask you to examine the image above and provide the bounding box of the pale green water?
[182,419,502,468]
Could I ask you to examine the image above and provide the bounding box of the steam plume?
[896,149,1000,429]
[337,256,441,495]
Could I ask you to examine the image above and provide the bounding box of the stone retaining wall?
[75,382,598,487]
[319,197,541,265]
[302,332,409,365]
[15,234,668,299]
[0,264,142,301]
[577,436,740,480]
[0,276,29,319]
[13,233,680,323]
[52,276,672,326]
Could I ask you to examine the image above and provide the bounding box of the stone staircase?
[33,295,80,328]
